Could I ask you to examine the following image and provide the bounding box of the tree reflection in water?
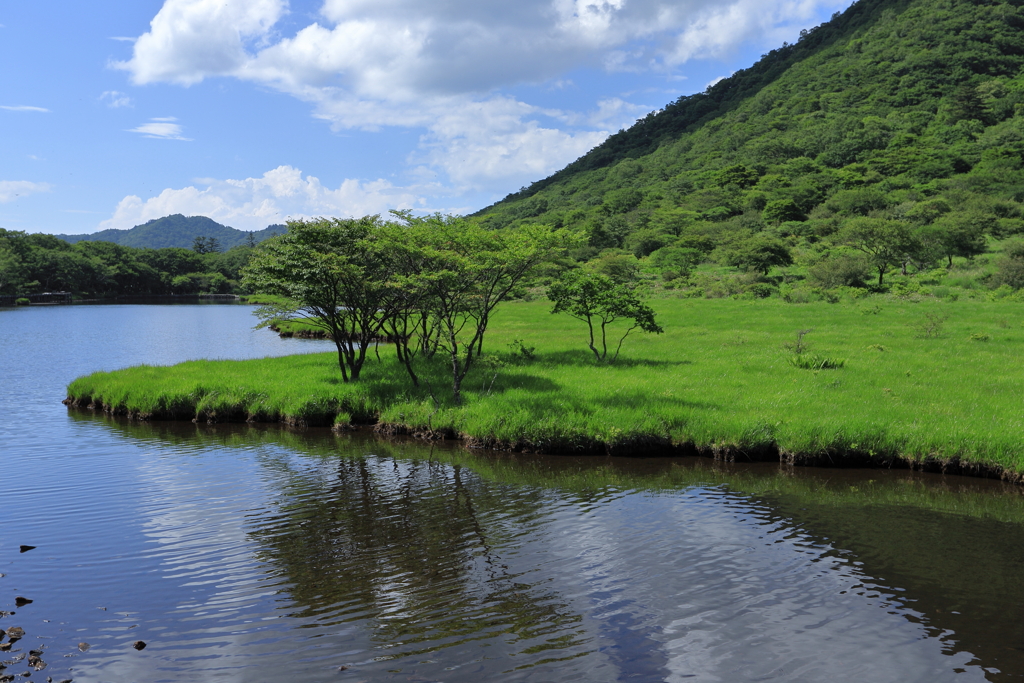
[249,444,592,667]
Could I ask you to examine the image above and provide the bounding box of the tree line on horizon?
[0,228,255,298]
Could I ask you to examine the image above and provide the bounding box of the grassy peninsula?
[66,297,1024,478]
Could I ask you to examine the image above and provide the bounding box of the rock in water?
[131,640,146,651]
[13,598,31,607]
[18,546,35,553]
[5,627,24,642]
[77,642,89,652]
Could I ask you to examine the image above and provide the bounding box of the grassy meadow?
[66,298,1024,474]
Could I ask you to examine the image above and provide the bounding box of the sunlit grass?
[67,298,1024,473]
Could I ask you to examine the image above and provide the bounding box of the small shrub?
[506,338,536,361]
[860,304,882,315]
[807,254,870,289]
[783,328,814,354]
[867,344,886,351]
[912,312,949,338]
[15,297,30,306]
[789,355,846,370]
[969,333,990,342]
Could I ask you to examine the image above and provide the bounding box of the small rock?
[13,600,30,608]
[28,655,45,671]
[76,643,88,653]
[131,641,146,651]
[0,629,5,640]
[0,642,11,651]
[18,547,35,554]
[27,651,42,657]
[0,676,12,683]
[6,627,24,642]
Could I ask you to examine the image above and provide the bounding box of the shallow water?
[2,303,1024,681]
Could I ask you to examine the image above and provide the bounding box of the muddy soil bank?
[64,397,1024,486]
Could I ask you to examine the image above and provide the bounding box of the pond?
[2,303,1023,682]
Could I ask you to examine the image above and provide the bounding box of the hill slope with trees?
[53,215,284,250]
[474,0,1024,300]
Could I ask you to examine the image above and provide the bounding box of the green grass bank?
[66,299,1024,479]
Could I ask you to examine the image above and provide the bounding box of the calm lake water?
[3,303,1024,682]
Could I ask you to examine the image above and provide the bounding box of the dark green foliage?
[192,236,221,254]
[839,218,918,285]
[724,235,794,275]
[0,227,251,297]
[994,241,1024,288]
[808,253,871,288]
[548,269,663,362]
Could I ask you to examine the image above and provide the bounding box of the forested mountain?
[475,0,1024,299]
[53,215,284,250]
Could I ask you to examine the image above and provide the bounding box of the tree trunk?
[586,316,600,361]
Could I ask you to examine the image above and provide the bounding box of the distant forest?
[0,229,255,297]
[0,214,285,298]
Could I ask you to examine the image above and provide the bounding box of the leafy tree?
[807,253,870,288]
[838,218,919,286]
[589,252,640,283]
[762,199,805,224]
[915,211,991,267]
[192,236,221,254]
[548,269,663,362]
[994,241,1024,289]
[950,82,987,123]
[725,235,793,275]
[242,216,398,383]
[650,246,702,279]
[385,214,571,403]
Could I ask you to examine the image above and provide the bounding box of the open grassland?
[66,298,1024,476]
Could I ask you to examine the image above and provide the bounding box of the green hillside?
[54,215,284,250]
[476,0,1024,299]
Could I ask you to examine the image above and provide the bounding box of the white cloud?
[128,118,191,140]
[99,165,439,231]
[0,105,49,112]
[0,180,52,203]
[113,0,850,194]
[101,90,134,108]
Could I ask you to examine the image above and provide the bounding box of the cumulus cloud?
[0,180,52,203]
[113,0,849,194]
[99,165,439,231]
[101,90,133,108]
[0,105,49,112]
[128,117,191,140]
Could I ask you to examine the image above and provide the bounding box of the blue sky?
[1,0,852,236]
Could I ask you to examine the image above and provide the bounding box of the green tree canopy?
[548,269,663,362]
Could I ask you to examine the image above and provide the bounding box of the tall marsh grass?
[66,298,1024,473]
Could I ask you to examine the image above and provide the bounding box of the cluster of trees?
[474,0,1024,297]
[0,228,254,297]
[243,214,663,403]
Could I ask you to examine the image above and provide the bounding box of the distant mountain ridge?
[53,215,285,250]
